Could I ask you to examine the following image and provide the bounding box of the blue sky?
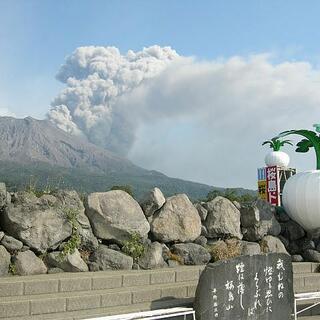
[1,0,320,118]
[1,1,320,188]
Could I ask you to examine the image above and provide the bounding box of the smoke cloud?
[48,45,180,154]
[49,46,320,188]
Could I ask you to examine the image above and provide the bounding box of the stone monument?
[194,253,293,320]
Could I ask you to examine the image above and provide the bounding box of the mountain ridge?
[0,116,255,200]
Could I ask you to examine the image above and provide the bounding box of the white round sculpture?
[264,151,290,168]
[272,125,320,232]
[282,171,320,231]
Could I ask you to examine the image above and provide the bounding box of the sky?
[1,0,320,189]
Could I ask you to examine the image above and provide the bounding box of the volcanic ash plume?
[48,45,179,155]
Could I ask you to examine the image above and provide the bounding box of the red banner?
[266,166,279,206]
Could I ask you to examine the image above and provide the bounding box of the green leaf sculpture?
[274,124,320,170]
[262,138,292,151]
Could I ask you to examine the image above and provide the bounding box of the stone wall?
[0,182,316,278]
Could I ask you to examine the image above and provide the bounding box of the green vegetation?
[110,185,134,197]
[8,262,17,275]
[122,233,145,262]
[274,125,320,170]
[262,138,292,151]
[59,207,81,260]
[206,188,257,203]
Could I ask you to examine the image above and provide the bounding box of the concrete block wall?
[0,263,319,320]
[0,266,204,320]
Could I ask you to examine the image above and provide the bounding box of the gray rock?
[21,245,30,252]
[6,192,11,205]
[275,206,291,222]
[204,196,242,239]
[302,249,320,262]
[201,225,208,237]
[90,245,133,270]
[240,241,261,256]
[292,255,304,262]
[88,261,100,272]
[260,235,289,254]
[171,243,211,265]
[281,220,305,241]
[194,236,208,247]
[195,203,208,222]
[150,194,201,243]
[132,263,140,270]
[140,187,165,217]
[297,239,315,251]
[241,199,281,241]
[138,242,166,269]
[233,201,241,211]
[86,191,150,243]
[168,260,180,267]
[0,231,4,241]
[0,191,73,252]
[48,267,64,274]
[0,245,10,276]
[1,235,23,251]
[46,249,88,272]
[288,241,301,255]
[0,183,7,208]
[53,190,99,251]
[277,235,290,248]
[14,250,47,275]
[109,244,121,251]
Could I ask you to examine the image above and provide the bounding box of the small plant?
[59,207,81,260]
[59,231,81,260]
[207,239,241,262]
[262,138,292,151]
[8,262,16,275]
[122,233,145,262]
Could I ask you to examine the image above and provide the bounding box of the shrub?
[166,251,184,265]
[122,233,145,262]
[207,239,241,262]
[206,188,257,203]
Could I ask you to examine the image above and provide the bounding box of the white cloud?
[49,46,320,188]
[0,107,15,117]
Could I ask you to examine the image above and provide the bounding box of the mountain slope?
[0,117,255,200]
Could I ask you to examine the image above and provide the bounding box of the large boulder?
[0,245,10,276]
[53,190,98,251]
[138,242,167,269]
[281,220,305,241]
[14,250,47,275]
[241,199,281,241]
[86,191,150,243]
[240,241,261,256]
[204,196,242,239]
[150,194,201,243]
[171,243,211,265]
[90,245,133,270]
[0,192,73,252]
[46,249,88,272]
[260,235,289,254]
[140,188,166,217]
